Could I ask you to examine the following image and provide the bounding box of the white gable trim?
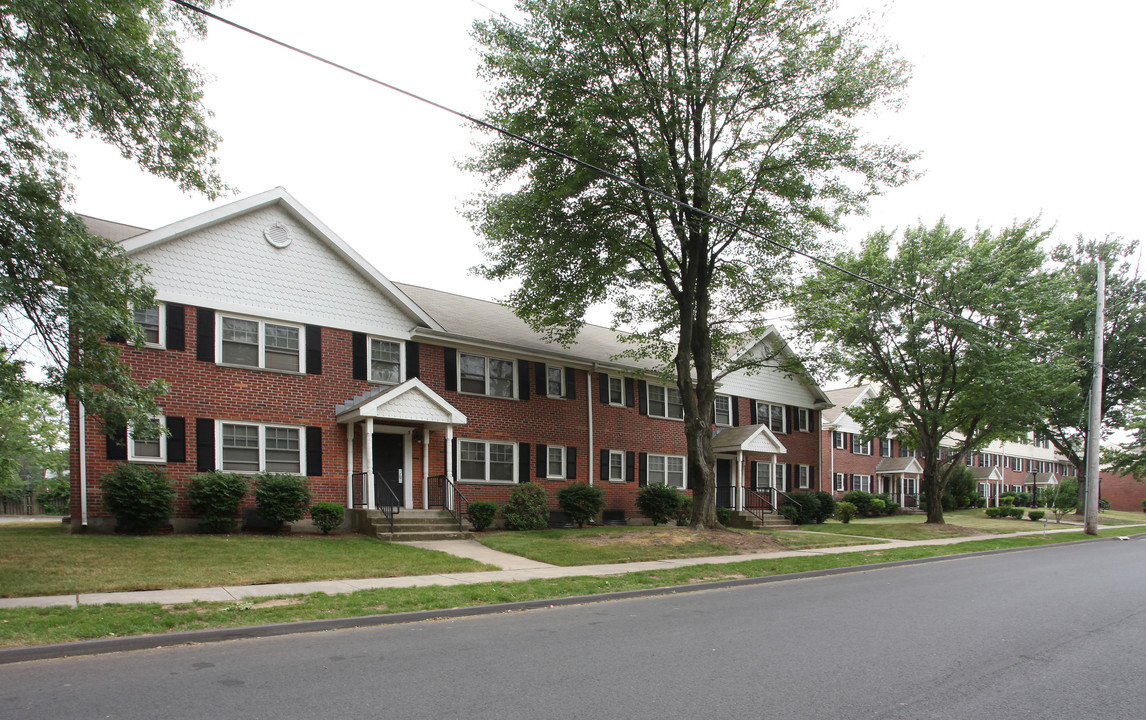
[336,378,467,426]
[121,188,442,332]
[712,424,788,454]
[719,325,832,408]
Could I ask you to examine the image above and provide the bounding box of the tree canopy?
[467,0,913,526]
[0,0,225,428]
[792,219,1071,524]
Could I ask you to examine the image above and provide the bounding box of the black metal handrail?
[428,475,470,531]
[374,470,402,535]
[351,472,367,509]
[743,487,774,524]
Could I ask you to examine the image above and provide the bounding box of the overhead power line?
[169,0,1091,366]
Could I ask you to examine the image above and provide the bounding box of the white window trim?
[834,472,846,492]
[607,449,626,482]
[458,352,517,399]
[880,439,892,456]
[133,303,165,349]
[714,394,732,427]
[216,312,305,373]
[797,408,811,433]
[647,453,687,489]
[608,376,626,406]
[852,474,872,493]
[128,416,166,463]
[546,365,565,398]
[853,437,872,456]
[546,445,567,479]
[368,336,405,384]
[217,420,305,475]
[833,431,846,450]
[757,402,786,433]
[797,464,811,489]
[458,438,518,484]
[648,384,684,421]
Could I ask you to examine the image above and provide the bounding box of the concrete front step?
[376,530,474,542]
[727,511,797,531]
[363,509,474,541]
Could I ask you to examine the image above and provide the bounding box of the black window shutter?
[196,307,214,362]
[626,451,635,482]
[405,341,420,379]
[750,400,758,425]
[306,427,322,477]
[564,367,576,399]
[809,465,815,488]
[638,380,648,415]
[166,304,185,351]
[566,446,577,479]
[167,417,186,463]
[196,418,215,472]
[750,460,759,490]
[535,362,546,395]
[517,359,530,400]
[106,427,127,460]
[518,443,530,483]
[786,406,794,434]
[732,396,740,426]
[598,373,609,404]
[451,437,458,479]
[786,464,794,491]
[639,452,648,487]
[352,332,367,381]
[444,347,457,391]
[306,325,322,375]
[847,433,854,453]
[600,448,609,477]
[848,473,853,491]
[536,444,547,479]
[624,378,635,408]
[876,438,882,457]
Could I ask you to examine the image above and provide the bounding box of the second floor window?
[460,353,514,398]
[220,315,301,372]
[370,338,402,383]
[714,395,732,426]
[649,384,684,420]
[134,305,162,345]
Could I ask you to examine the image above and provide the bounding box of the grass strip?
[0,528,1122,649]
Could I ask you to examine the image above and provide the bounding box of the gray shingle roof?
[80,214,148,243]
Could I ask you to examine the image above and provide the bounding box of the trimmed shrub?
[1028,510,1045,522]
[101,464,174,533]
[835,501,858,524]
[985,507,1001,518]
[885,502,900,515]
[674,495,693,526]
[780,492,832,525]
[812,491,836,522]
[468,500,498,531]
[501,483,549,530]
[870,498,886,515]
[1008,506,1025,519]
[1013,492,1034,507]
[188,471,247,532]
[1000,496,1014,507]
[1099,497,1110,511]
[253,473,311,528]
[637,483,682,526]
[558,482,606,528]
[716,506,731,527]
[842,491,873,516]
[309,502,345,534]
[1142,498,1146,513]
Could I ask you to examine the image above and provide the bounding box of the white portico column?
[422,427,431,510]
[736,451,744,511]
[445,424,454,482]
[346,422,355,507]
[365,418,375,509]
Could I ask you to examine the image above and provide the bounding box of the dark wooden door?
[716,458,733,509]
[372,433,404,509]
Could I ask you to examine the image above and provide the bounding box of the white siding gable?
[717,340,824,408]
[131,205,421,337]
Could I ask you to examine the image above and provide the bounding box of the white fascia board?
[412,328,660,375]
[720,324,832,408]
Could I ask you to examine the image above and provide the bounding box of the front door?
[716,458,734,509]
[372,433,405,509]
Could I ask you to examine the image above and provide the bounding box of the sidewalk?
[3,524,1139,611]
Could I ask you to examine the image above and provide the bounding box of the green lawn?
[0,523,493,597]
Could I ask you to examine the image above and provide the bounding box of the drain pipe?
[78,401,89,529]
[587,365,595,485]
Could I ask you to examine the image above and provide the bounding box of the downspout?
[78,401,88,529]
[587,365,595,485]
[819,416,825,492]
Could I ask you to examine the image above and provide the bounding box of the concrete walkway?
[0,523,1141,611]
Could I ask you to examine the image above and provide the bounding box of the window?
[880,439,891,456]
[608,376,625,405]
[547,445,566,478]
[370,338,402,383]
[219,314,302,372]
[833,432,846,450]
[129,417,165,462]
[134,305,163,346]
[459,439,516,483]
[648,384,684,420]
[459,353,515,398]
[834,473,846,492]
[648,453,686,489]
[756,463,773,489]
[796,408,811,432]
[796,464,811,489]
[545,366,564,397]
[852,437,872,455]
[757,402,785,433]
[221,422,302,474]
[607,450,625,482]
[852,474,871,493]
[714,395,732,426]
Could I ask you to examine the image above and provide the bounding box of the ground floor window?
[221,422,301,474]
[834,473,846,492]
[460,439,517,483]
[852,474,871,493]
[648,453,686,489]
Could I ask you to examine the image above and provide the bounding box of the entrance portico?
[711,423,788,510]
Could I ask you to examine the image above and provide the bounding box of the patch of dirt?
[249,597,305,609]
[577,527,786,553]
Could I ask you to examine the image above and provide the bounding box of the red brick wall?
[1099,470,1146,512]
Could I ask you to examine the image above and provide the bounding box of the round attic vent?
[264,222,293,248]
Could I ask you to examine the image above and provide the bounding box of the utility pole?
[1084,257,1105,536]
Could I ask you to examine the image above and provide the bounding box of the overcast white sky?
[63,0,1146,317]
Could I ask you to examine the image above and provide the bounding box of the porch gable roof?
[335,378,467,427]
[874,457,923,475]
[712,424,787,455]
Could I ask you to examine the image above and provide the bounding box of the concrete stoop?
[365,509,474,542]
[727,510,797,531]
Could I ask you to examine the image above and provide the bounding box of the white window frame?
[458,439,518,483]
[714,394,732,426]
[458,352,516,399]
[546,445,567,479]
[128,416,166,463]
[852,437,872,456]
[834,472,846,492]
[757,402,786,433]
[880,439,892,456]
[852,474,872,493]
[218,421,305,475]
[797,464,811,489]
[833,431,846,450]
[369,336,405,384]
[796,408,811,432]
[133,304,165,348]
[608,376,625,406]
[217,313,305,373]
[607,450,626,482]
[647,453,686,489]
[546,365,565,398]
[648,384,684,420]
[755,463,773,489]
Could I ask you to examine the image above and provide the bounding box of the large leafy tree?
[792,220,1071,524]
[0,384,67,504]
[1038,237,1146,507]
[467,0,914,527]
[0,0,225,429]
[1105,403,1146,481]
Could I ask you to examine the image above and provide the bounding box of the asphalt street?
[3,537,1143,719]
